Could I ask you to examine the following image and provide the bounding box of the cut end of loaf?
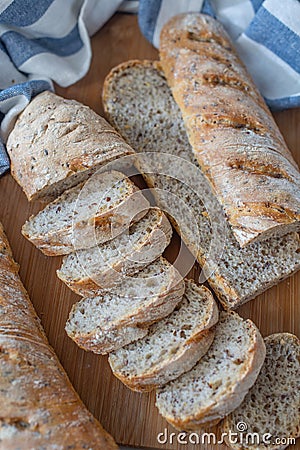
[7,91,134,202]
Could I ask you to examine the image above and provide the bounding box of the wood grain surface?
[0,14,299,450]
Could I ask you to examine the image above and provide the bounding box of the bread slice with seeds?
[22,170,149,256]
[102,60,300,309]
[57,208,172,296]
[155,310,266,430]
[222,333,300,450]
[109,279,218,392]
[65,257,184,354]
[7,91,134,202]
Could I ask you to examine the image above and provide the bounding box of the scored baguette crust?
[109,283,218,392]
[0,222,118,449]
[102,59,300,310]
[156,311,266,430]
[22,170,149,256]
[159,13,300,247]
[57,208,172,296]
[7,91,134,202]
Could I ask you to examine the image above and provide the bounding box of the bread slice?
[57,208,172,296]
[7,91,134,202]
[108,279,218,392]
[155,311,266,430]
[102,60,300,309]
[65,257,185,354]
[22,170,149,256]
[222,333,300,450]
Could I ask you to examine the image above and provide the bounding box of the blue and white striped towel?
[0,0,299,176]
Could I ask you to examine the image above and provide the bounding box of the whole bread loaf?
[6,91,134,202]
[159,13,300,247]
[0,223,117,449]
[102,60,300,310]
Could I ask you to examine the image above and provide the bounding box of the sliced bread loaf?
[155,310,266,430]
[65,257,184,354]
[57,208,172,296]
[108,279,218,392]
[7,91,134,202]
[22,170,149,256]
[102,60,300,309]
[222,333,300,450]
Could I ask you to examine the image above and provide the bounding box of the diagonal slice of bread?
[65,257,185,354]
[222,333,300,450]
[22,170,149,256]
[155,310,266,430]
[102,60,300,309]
[7,91,135,202]
[108,279,218,392]
[57,208,172,296]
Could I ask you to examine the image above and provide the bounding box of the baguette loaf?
[7,91,134,202]
[159,13,300,247]
[102,60,300,309]
[109,280,218,392]
[22,170,149,256]
[57,208,172,296]
[0,222,117,449]
[156,311,266,430]
[222,333,300,450]
[65,257,184,354]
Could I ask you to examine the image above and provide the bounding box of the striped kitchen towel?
[0,0,299,176]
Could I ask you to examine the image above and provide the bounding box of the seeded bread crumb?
[155,311,266,430]
[109,279,218,391]
[102,60,300,309]
[222,333,300,450]
[65,257,184,354]
[57,208,172,296]
[22,170,149,256]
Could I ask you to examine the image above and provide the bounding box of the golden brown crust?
[7,91,134,202]
[0,223,118,449]
[159,13,300,247]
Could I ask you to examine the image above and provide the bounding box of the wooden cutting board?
[0,14,299,450]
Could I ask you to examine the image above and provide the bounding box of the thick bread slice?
[65,257,185,354]
[22,170,149,256]
[0,222,118,449]
[102,60,300,310]
[57,208,172,296]
[222,333,300,450]
[155,311,266,430]
[108,280,218,392]
[7,91,134,202]
[159,13,300,247]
